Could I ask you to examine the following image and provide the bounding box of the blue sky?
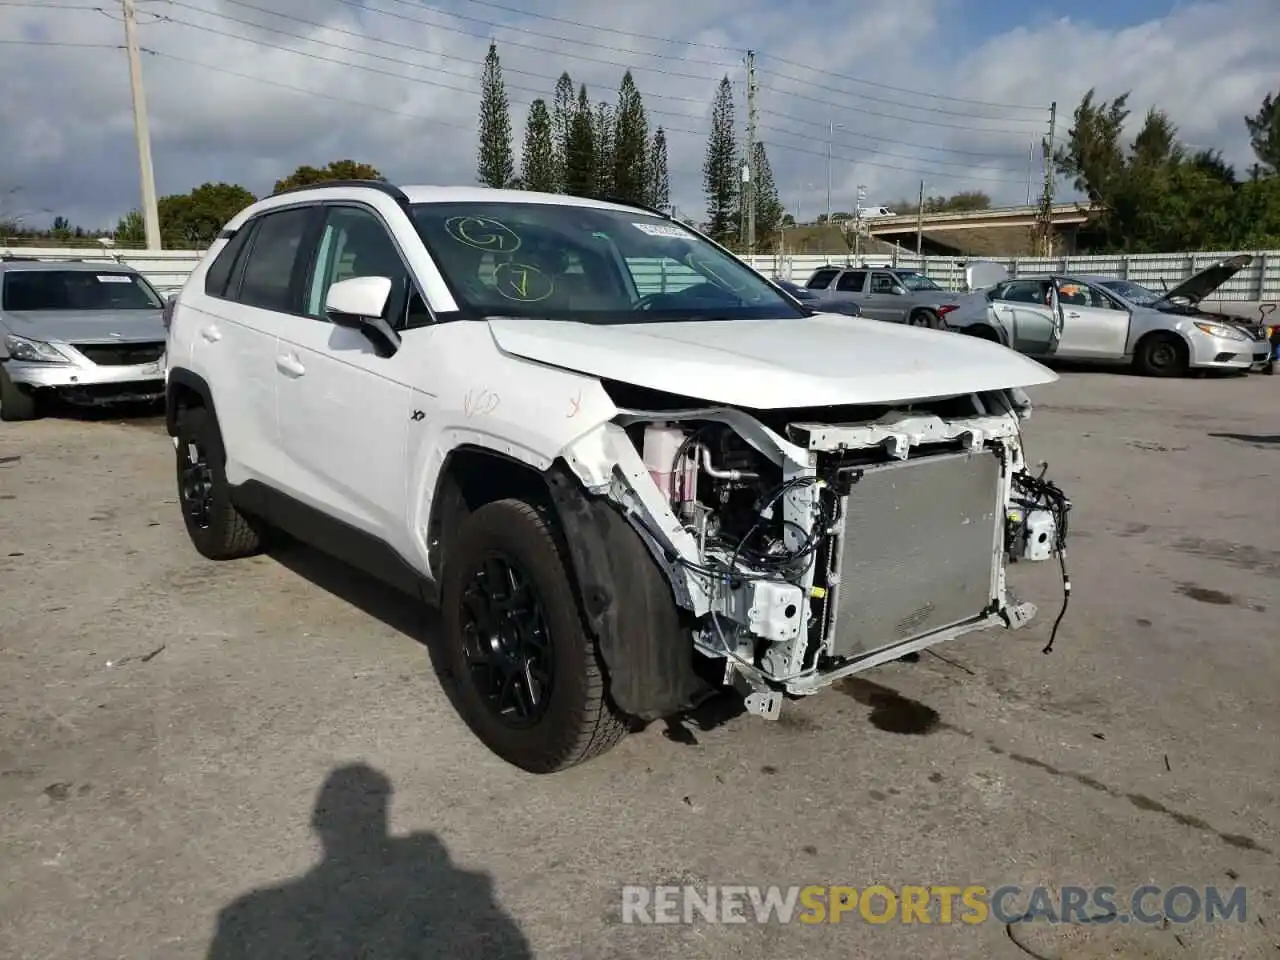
[0,0,1276,228]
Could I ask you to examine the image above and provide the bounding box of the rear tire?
[0,368,39,422]
[174,405,263,560]
[1134,332,1189,378]
[441,498,627,773]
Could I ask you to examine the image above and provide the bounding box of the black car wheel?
[0,367,39,422]
[441,499,627,773]
[1134,332,1189,378]
[174,406,263,560]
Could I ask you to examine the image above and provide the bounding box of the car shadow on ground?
[205,763,532,959]
[31,397,166,424]
[267,537,751,742]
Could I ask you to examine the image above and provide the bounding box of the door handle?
[1066,311,1081,318]
[200,325,222,343]
[275,353,305,377]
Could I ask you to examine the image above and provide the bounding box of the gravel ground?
[1,369,1277,960]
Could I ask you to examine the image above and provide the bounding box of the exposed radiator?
[826,448,1003,660]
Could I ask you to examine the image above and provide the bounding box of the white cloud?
[0,0,1275,230]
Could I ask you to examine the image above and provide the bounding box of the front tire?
[908,309,939,329]
[441,498,626,773]
[1134,332,1189,378]
[0,367,39,422]
[174,405,263,560]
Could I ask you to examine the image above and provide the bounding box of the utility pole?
[825,120,833,224]
[744,50,757,253]
[914,179,925,257]
[1035,101,1057,258]
[121,0,161,250]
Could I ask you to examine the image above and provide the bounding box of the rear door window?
[235,207,316,312]
[836,270,867,292]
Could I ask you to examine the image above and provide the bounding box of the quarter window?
[204,227,252,299]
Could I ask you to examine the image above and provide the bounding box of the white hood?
[487,312,1056,409]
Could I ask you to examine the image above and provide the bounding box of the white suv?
[164,180,1070,773]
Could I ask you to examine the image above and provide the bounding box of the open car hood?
[487,313,1057,409]
[1159,254,1252,306]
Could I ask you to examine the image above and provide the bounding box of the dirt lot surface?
[1,370,1278,959]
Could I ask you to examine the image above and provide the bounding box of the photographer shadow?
[206,764,532,960]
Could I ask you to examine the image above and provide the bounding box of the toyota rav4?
[164,181,1071,773]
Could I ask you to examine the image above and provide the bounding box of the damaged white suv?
[164,181,1070,773]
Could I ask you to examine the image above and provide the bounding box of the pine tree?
[612,71,649,205]
[521,99,557,193]
[648,127,670,210]
[476,41,513,188]
[564,85,596,198]
[751,142,784,240]
[593,101,615,199]
[551,72,575,191]
[703,76,738,245]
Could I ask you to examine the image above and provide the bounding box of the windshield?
[0,270,162,311]
[409,202,806,323]
[895,271,942,292]
[1099,279,1162,306]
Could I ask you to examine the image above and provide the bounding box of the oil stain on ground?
[838,678,941,735]
[1177,582,1236,606]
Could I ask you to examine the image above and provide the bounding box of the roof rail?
[599,195,673,220]
[271,179,409,205]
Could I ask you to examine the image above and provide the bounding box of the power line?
[172,0,1019,170]
[754,105,1028,161]
[0,38,118,46]
[756,54,1045,113]
[147,13,1025,184]
[338,0,739,76]
[451,0,1044,113]
[139,48,710,180]
[456,0,741,52]
[755,65,1043,122]
[759,111,1029,172]
[759,77,1040,135]
[166,0,713,108]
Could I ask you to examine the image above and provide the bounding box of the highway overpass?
[865,202,1094,256]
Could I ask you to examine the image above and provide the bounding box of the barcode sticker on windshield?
[632,222,690,238]
[96,275,132,283]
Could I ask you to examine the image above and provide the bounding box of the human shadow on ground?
[206,764,533,960]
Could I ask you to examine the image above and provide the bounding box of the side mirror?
[325,276,401,357]
[891,285,907,296]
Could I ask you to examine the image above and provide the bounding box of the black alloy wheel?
[179,437,215,531]
[458,554,556,728]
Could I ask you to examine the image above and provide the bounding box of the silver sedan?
[944,257,1271,377]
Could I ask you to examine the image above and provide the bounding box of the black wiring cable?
[1010,465,1072,654]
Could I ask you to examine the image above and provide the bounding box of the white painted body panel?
[486,312,1057,408]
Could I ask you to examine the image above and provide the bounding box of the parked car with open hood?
[163,181,1071,773]
[0,259,167,420]
[944,255,1271,376]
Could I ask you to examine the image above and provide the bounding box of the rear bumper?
[2,358,165,404]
